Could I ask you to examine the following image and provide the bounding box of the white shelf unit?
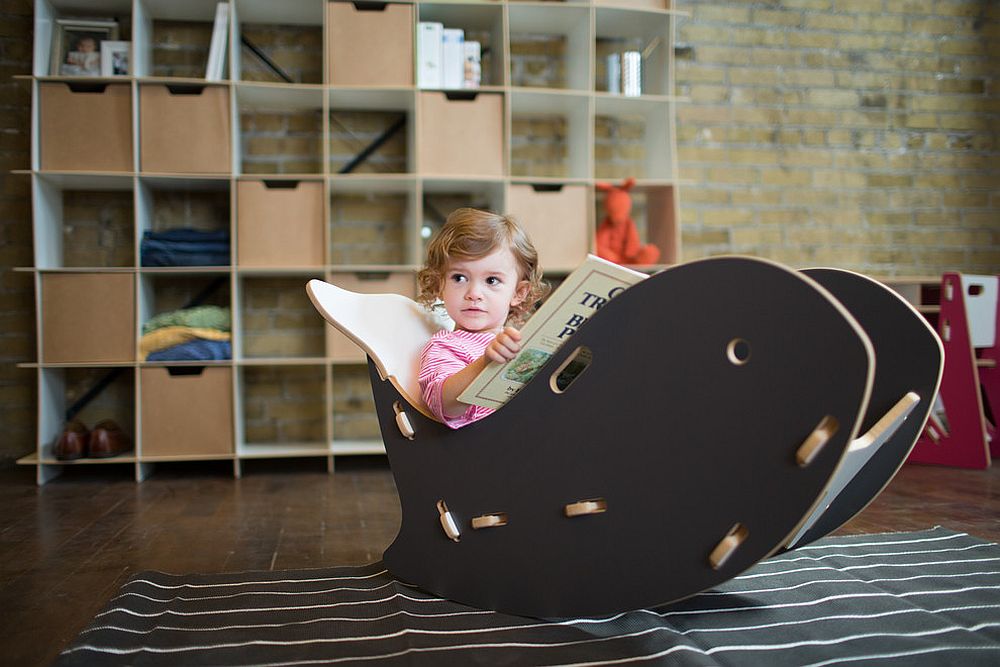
[22,0,681,484]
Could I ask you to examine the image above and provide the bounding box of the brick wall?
[675,0,999,274]
[2,1,997,462]
[0,0,34,464]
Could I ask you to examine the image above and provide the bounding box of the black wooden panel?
[376,257,874,617]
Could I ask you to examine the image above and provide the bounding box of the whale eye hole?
[550,346,593,394]
[726,338,751,366]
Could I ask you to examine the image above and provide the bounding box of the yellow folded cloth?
[140,326,232,361]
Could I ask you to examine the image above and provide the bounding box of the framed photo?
[101,40,130,76]
[50,19,119,77]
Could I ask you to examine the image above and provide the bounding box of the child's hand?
[484,326,522,364]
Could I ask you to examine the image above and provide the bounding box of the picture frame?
[100,40,130,76]
[50,19,120,77]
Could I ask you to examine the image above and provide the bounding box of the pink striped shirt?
[419,329,496,429]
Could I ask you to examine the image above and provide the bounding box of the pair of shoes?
[53,419,132,460]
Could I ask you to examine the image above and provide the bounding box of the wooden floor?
[1,457,998,667]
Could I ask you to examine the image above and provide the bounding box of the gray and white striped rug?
[56,527,1000,666]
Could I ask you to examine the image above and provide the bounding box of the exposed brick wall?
[0,0,35,464]
[675,0,999,275]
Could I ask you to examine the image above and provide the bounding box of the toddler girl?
[417,208,547,428]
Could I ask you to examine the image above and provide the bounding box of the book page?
[458,255,647,409]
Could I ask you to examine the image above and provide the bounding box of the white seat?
[305,279,451,419]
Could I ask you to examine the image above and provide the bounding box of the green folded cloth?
[142,305,231,335]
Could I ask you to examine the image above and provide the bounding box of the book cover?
[458,255,647,409]
[205,2,230,81]
[417,22,443,89]
[441,28,465,89]
[463,41,481,88]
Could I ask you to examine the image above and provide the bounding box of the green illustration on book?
[504,349,551,384]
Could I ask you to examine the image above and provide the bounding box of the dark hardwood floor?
[1,457,997,667]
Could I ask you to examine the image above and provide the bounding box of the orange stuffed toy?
[595,178,660,265]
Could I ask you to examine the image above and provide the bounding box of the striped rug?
[56,527,1000,666]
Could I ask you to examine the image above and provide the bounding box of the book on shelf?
[463,41,481,89]
[441,28,465,89]
[458,255,647,410]
[205,2,229,81]
[417,21,443,88]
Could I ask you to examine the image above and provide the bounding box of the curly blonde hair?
[417,208,548,327]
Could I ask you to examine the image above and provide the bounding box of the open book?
[457,255,647,409]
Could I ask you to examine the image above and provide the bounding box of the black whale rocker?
[306,256,943,618]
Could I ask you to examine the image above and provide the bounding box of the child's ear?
[511,280,531,306]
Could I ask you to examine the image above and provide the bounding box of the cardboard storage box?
[507,184,591,270]
[418,92,504,177]
[328,2,413,86]
[237,180,325,267]
[39,82,133,172]
[140,84,230,174]
[327,273,416,363]
[41,273,135,363]
[140,366,234,457]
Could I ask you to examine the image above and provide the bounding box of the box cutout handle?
[353,1,389,10]
[444,91,479,102]
[530,184,564,193]
[968,283,984,297]
[550,346,593,394]
[165,84,208,96]
[437,500,461,542]
[353,272,391,281]
[262,179,301,190]
[565,498,607,517]
[166,366,207,377]
[66,82,109,94]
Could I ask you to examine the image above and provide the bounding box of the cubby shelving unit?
[21,0,682,484]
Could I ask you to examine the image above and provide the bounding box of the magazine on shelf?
[457,255,647,410]
[205,2,229,81]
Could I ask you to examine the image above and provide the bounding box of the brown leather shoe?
[88,419,132,458]
[54,420,89,460]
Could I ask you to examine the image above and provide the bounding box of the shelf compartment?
[38,81,133,172]
[238,275,326,360]
[40,272,136,363]
[327,1,413,86]
[139,83,231,174]
[37,365,136,462]
[421,178,506,250]
[237,178,325,268]
[594,95,675,180]
[325,271,416,363]
[417,3,505,88]
[138,273,232,362]
[239,364,327,449]
[510,90,591,180]
[237,84,325,175]
[134,0,222,79]
[330,179,416,266]
[594,182,678,265]
[508,4,590,91]
[595,7,673,97]
[233,0,324,85]
[33,0,133,77]
[507,183,591,272]
[140,365,235,457]
[136,176,231,268]
[417,91,504,177]
[331,363,382,444]
[33,173,135,269]
[329,89,415,175]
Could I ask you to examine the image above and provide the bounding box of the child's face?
[440,246,529,333]
[76,37,97,53]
